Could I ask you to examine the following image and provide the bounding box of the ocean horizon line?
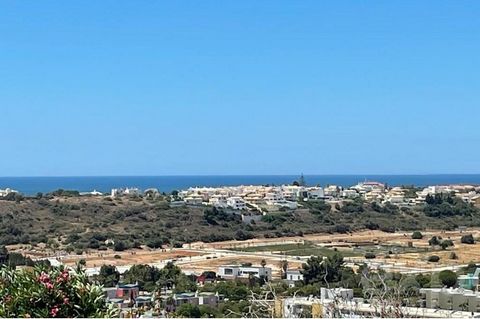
[2,174,480,196]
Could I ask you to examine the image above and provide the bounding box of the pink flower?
[63,297,69,305]
[56,271,69,284]
[50,306,59,317]
[61,271,69,280]
[38,272,50,283]
[45,282,54,289]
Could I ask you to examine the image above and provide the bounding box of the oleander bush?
[0,265,118,318]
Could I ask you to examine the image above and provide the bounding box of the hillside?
[1,195,479,253]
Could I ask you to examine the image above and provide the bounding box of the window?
[224,268,233,275]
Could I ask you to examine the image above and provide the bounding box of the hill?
[1,195,479,252]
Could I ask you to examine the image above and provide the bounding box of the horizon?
[3,174,480,196]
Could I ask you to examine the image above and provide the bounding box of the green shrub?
[461,234,475,244]
[364,252,376,259]
[0,265,118,317]
[438,270,457,287]
[427,255,440,262]
[412,231,423,239]
[113,241,126,251]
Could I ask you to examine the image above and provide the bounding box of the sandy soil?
[10,228,480,276]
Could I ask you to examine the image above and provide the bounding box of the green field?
[229,242,361,257]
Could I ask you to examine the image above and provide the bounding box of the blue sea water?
[1,175,480,196]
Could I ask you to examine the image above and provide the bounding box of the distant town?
[4,178,479,209]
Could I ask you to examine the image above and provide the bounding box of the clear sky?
[1,1,479,176]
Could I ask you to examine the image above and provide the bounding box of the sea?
[1,175,480,196]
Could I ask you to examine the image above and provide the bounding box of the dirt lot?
[11,228,480,276]
[57,249,205,268]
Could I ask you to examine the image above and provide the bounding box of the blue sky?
[1,1,479,176]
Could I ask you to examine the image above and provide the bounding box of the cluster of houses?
[172,182,480,211]
[103,283,223,318]
[5,180,479,209]
[103,266,480,318]
[277,287,480,318]
[101,263,307,317]
[175,185,324,212]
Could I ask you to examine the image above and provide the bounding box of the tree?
[0,265,118,317]
[428,236,441,246]
[440,239,454,250]
[279,260,288,279]
[411,231,423,239]
[175,303,201,318]
[438,270,457,288]
[0,246,7,264]
[113,241,127,251]
[260,259,267,268]
[301,253,345,285]
[96,265,120,287]
[123,264,161,291]
[461,234,475,244]
[234,230,253,241]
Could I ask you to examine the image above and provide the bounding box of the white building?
[420,287,480,313]
[110,187,140,197]
[264,192,298,209]
[307,187,325,199]
[0,188,18,197]
[184,195,203,205]
[209,195,228,208]
[285,270,304,287]
[324,185,340,197]
[218,265,272,280]
[227,197,247,210]
[79,189,104,196]
[341,189,359,199]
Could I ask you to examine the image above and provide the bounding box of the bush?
[379,225,395,233]
[364,252,376,259]
[113,241,127,251]
[440,239,454,250]
[438,270,457,287]
[428,236,441,246]
[427,255,440,262]
[449,252,458,260]
[234,230,253,241]
[412,231,423,239]
[461,234,475,244]
[0,266,118,317]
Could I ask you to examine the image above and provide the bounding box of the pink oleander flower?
[63,297,69,305]
[45,282,54,289]
[50,306,59,317]
[61,271,69,280]
[38,272,50,283]
[56,270,70,284]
